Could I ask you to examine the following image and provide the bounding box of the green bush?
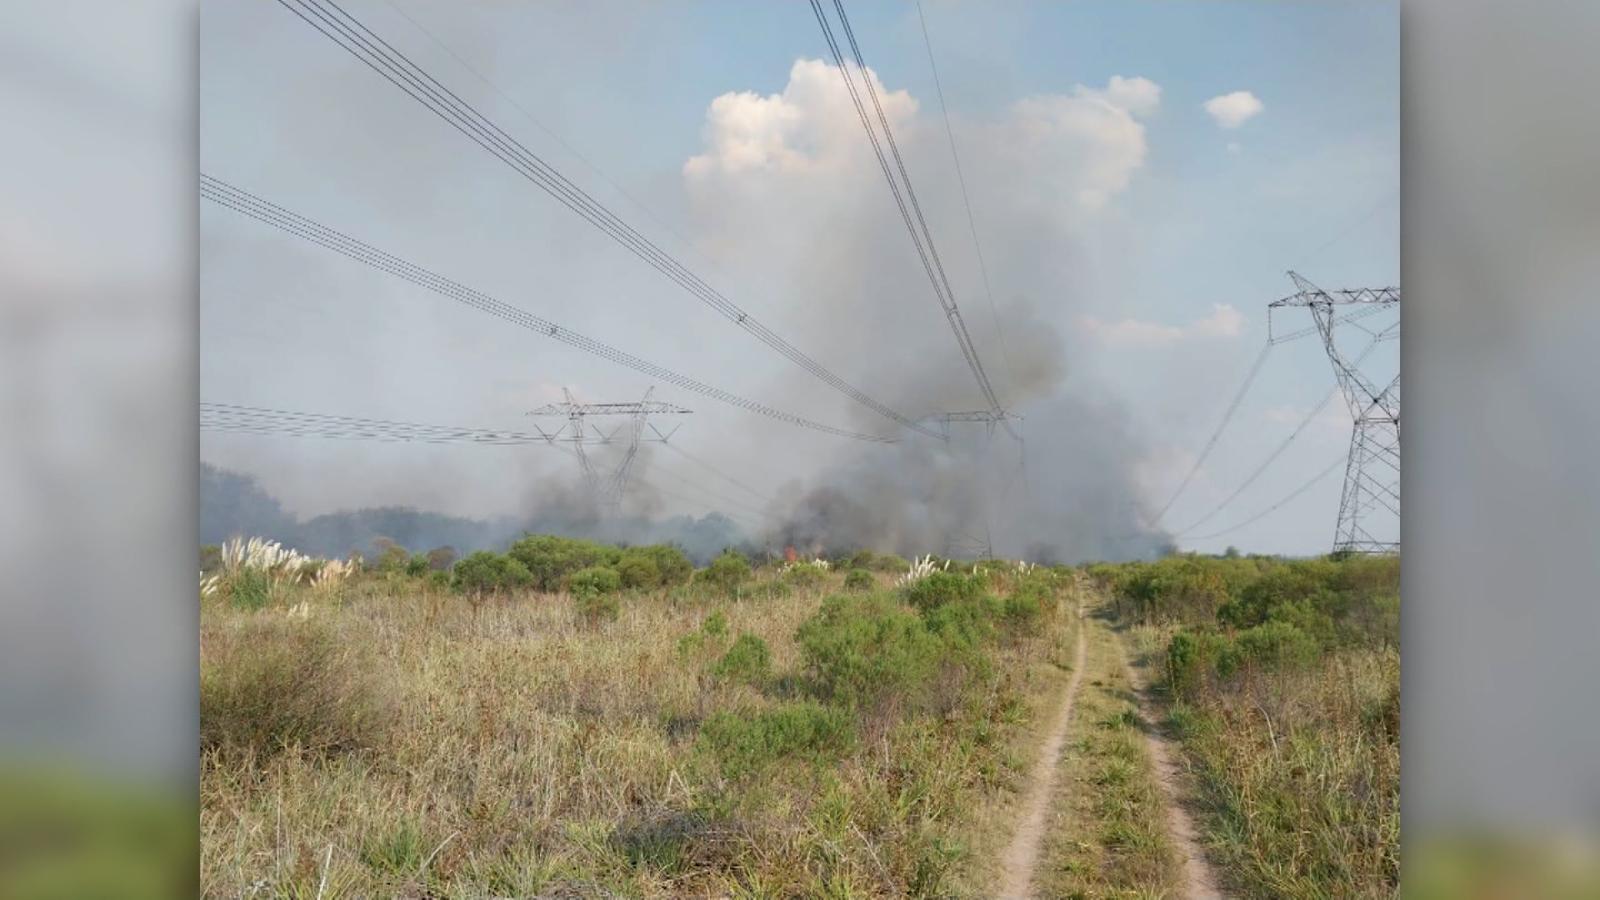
[507,534,620,592]
[698,550,752,595]
[1166,630,1230,698]
[451,551,533,596]
[797,594,945,710]
[902,572,984,616]
[404,553,429,577]
[569,565,622,598]
[846,550,876,570]
[642,544,694,587]
[201,617,392,757]
[871,554,910,573]
[616,553,661,591]
[229,567,272,611]
[575,590,621,624]
[712,634,772,685]
[1231,621,1320,672]
[1001,592,1044,633]
[699,702,855,779]
[703,610,728,638]
[843,568,875,591]
[783,564,827,590]
[921,592,999,651]
[425,570,452,592]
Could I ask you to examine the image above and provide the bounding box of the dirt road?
[996,605,1088,899]
[1119,638,1225,899]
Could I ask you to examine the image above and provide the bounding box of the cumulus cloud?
[686,62,1157,217]
[1079,303,1245,348]
[1093,75,1162,118]
[1203,90,1264,128]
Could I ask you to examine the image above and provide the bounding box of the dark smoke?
[764,294,1173,564]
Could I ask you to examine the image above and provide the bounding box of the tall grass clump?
[200,616,392,758]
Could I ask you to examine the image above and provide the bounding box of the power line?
[202,401,773,531]
[809,0,1006,422]
[275,0,940,440]
[1149,341,1273,525]
[201,402,556,445]
[1184,453,1348,543]
[660,441,777,509]
[914,0,1015,405]
[1174,337,1384,537]
[201,175,893,443]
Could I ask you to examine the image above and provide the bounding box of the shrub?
[1231,621,1320,672]
[1001,592,1044,633]
[1166,630,1230,699]
[200,544,222,574]
[847,550,876,570]
[370,538,410,574]
[843,568,875,591]
[922,592,999,651]
[871,554,910,573]
[698,550,752,595]
[712,634,772,685]
[452,551,533,596]
[783,564,827,590]
[229,567,272,611]
[507,534,620,592]
[616,553,661,591]
[699,702,854,779]
[201,616,392,757]
[425,545,457,571]
[640,544,693,587]
[902,571,984,616]
[703,610,729,638]
[404,553,429,577]
[569,565,622,598]
[575,590,621,625]
[425,570,451,592]
[797,594,945,711]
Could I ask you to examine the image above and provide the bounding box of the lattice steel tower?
[527,387,691,517]
[920,409,1024,560]
[1269,272,1400,554]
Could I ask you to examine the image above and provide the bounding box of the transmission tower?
[527,387,691,517]
[1268,272,1400,554]
[920,410,1026,560]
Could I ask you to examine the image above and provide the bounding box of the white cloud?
[1093,75,1162,118]
[1079,303,1245,348]
[1203,90,1264,128]
[685,64,1157,217]
[684,58,917,179]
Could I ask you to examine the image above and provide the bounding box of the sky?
[199,0,1398,559]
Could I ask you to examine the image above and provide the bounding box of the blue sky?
[200,0,1398,557]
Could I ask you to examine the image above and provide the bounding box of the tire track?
[997,603,1088,899]
[1118,636,1225,899]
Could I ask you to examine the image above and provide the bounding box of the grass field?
[200,541,1080,897]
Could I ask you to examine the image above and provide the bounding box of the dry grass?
[200,568,1079,897]
[1037,609,1180,899]
[1164,647,1400,898]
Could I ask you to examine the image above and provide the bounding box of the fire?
[784,546,798,562]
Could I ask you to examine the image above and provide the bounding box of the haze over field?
[201,1,1397,560]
